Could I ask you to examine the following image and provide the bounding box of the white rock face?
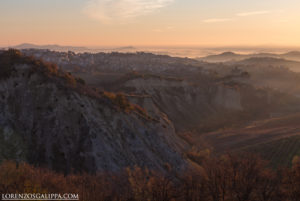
[0,64,187,173]
[213,85,242,110]
[124,77,243,131]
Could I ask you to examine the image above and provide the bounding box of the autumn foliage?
[0,154,300,201]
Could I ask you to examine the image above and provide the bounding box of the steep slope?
[0,50,187,174]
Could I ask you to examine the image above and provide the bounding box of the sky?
[1,0,300,47]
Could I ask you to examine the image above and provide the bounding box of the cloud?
[277,19,288,23]
[83,0,175,23]
[203,18,233,23]
[166,26,174,30]
[153,26,174,32]
[153,29,163,32]
[236,10,271,17]
[203,10,284,24]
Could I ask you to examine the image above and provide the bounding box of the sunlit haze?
[1,0,300,47]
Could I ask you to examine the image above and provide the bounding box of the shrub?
[75,77,86,85]
[0,49,22,79]
[63,72,77,86]
[103,92,131,111]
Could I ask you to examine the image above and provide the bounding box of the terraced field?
[245,135,300,167]
[190,113,300,167]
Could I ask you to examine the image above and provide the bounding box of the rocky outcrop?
[0,51,187,174]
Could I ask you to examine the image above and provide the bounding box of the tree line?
[0,153,300,201]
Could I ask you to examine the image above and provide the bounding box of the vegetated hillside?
[188,113,300,167]
[0,49,188,174]
[21,49,204,75]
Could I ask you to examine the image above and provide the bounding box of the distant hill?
[232,57,300,72]
[281,51,300,61]
[12,43,90,52]
[112,46,136,51]
[199,51,300,63]
[198,52,247,62]
[9,43,138,53]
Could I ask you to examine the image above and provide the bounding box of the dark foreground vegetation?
[1,154,300,201]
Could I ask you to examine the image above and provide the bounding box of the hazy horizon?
[2,43,300,58]
[1,0,300,47]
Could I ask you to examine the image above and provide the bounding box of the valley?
[2,48,299,169]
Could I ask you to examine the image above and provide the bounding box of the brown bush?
[103,92,133,112]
